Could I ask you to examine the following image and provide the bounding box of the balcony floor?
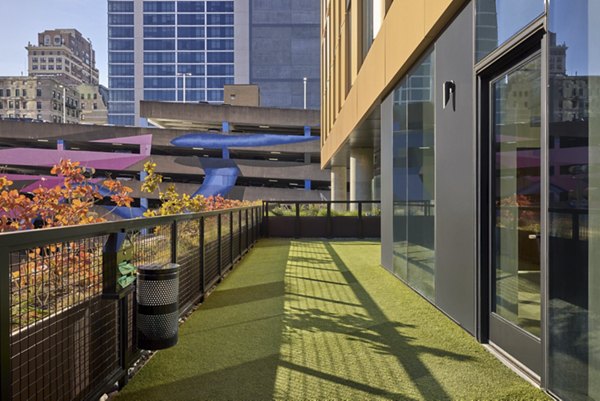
[116,239,550,401]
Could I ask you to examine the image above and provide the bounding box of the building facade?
[0,76,81,123]
[78,84,109,124]
[107,0,320,126]
[246,0,320,109]
[322,1,600,400]
[27,29,99,86]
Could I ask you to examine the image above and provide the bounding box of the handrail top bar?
[0,205,261,251]
[263,200,382,204]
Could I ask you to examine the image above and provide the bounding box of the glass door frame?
[476,27,548,384]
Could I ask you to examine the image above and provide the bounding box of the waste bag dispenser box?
[137,263,180,350]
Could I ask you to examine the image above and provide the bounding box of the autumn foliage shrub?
[0,159,133,232]
[1,159,134,329]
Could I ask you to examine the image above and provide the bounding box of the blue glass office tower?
[108,0,320,126]
[108,1,234,125]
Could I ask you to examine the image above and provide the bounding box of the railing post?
[252,207,266,243]
[295,202,300,239]
[118,296,129,389]
[217,213,222,279]
[229,211,234,267]
[263,201,269,237]
[199,217,205,300]
[171,220,178,264]
[358,202,364,239]
[240,209,248,251]
[1,247,11,401]
[327,202,332,239]
[238,210,243,257]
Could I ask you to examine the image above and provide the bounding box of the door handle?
[528,234,541,240]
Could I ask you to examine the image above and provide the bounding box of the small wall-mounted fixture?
[443,80,456,111]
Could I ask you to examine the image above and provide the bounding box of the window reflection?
[548,1,600,400]
[492,55,541,337]
[392,50,436,300]
[475,0,545,61]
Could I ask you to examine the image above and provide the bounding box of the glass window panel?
[178,14,205,25]
[108,1,133,12]
[109,27,134,38]
[109,64,135,76]
[143,1,175,12]
[207,64,234,76]
[207,1,233,12]
[144,27,175,38]
[180,90,205,102]
[207,27,234,38]
[178,77,205,88]
[143,52,175,63]
[178,52,205,63]
[548,1,600,399]
[391,49,435,300]
[144,39,175,51]
[475,0,545,61]
[207,77,234,88]
[178,39,205,51]
[206,14,234,25]
[144,77,175,88]
[207,52,233,63]
[109,102,135,113]
[492,55,541,337]
[109,77,134,88]
[144,90,176,101]
[144,64,176,76]
[362,0,374,60]
[109,52,134,63]
[178,27,205,38]
[109,90,134,101]
[207,39,233,50]
[109,40,134,51]
[206,77,233,88]
[109,14,134,25]
[143,14,175,25]
[207,90,224,102]
[178,1,204,12]
[177,65,205,75]
[108,114,135,126]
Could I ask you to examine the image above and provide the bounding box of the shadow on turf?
[311,242,473,399]
[119,240,474,401]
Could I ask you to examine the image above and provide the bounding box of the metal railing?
[263,200,381,238]
[0,205,262,401]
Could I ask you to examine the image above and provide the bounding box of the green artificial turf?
[116,239,551,401]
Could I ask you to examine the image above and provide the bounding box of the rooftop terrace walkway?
[116,239,550,401]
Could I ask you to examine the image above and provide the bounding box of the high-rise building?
[107,0,320,126]
[244,0,320,109]
[26,29,99,86]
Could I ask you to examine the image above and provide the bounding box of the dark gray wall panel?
[434,3,477,335]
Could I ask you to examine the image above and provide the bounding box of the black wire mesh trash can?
[137,262,180,350]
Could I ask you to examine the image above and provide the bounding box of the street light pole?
[59,85,66,123]
[176,72,192,103]
[303,77,307,110]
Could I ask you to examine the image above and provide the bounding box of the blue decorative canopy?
[171,132,318,149]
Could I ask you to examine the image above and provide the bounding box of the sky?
[0,0,108,86]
